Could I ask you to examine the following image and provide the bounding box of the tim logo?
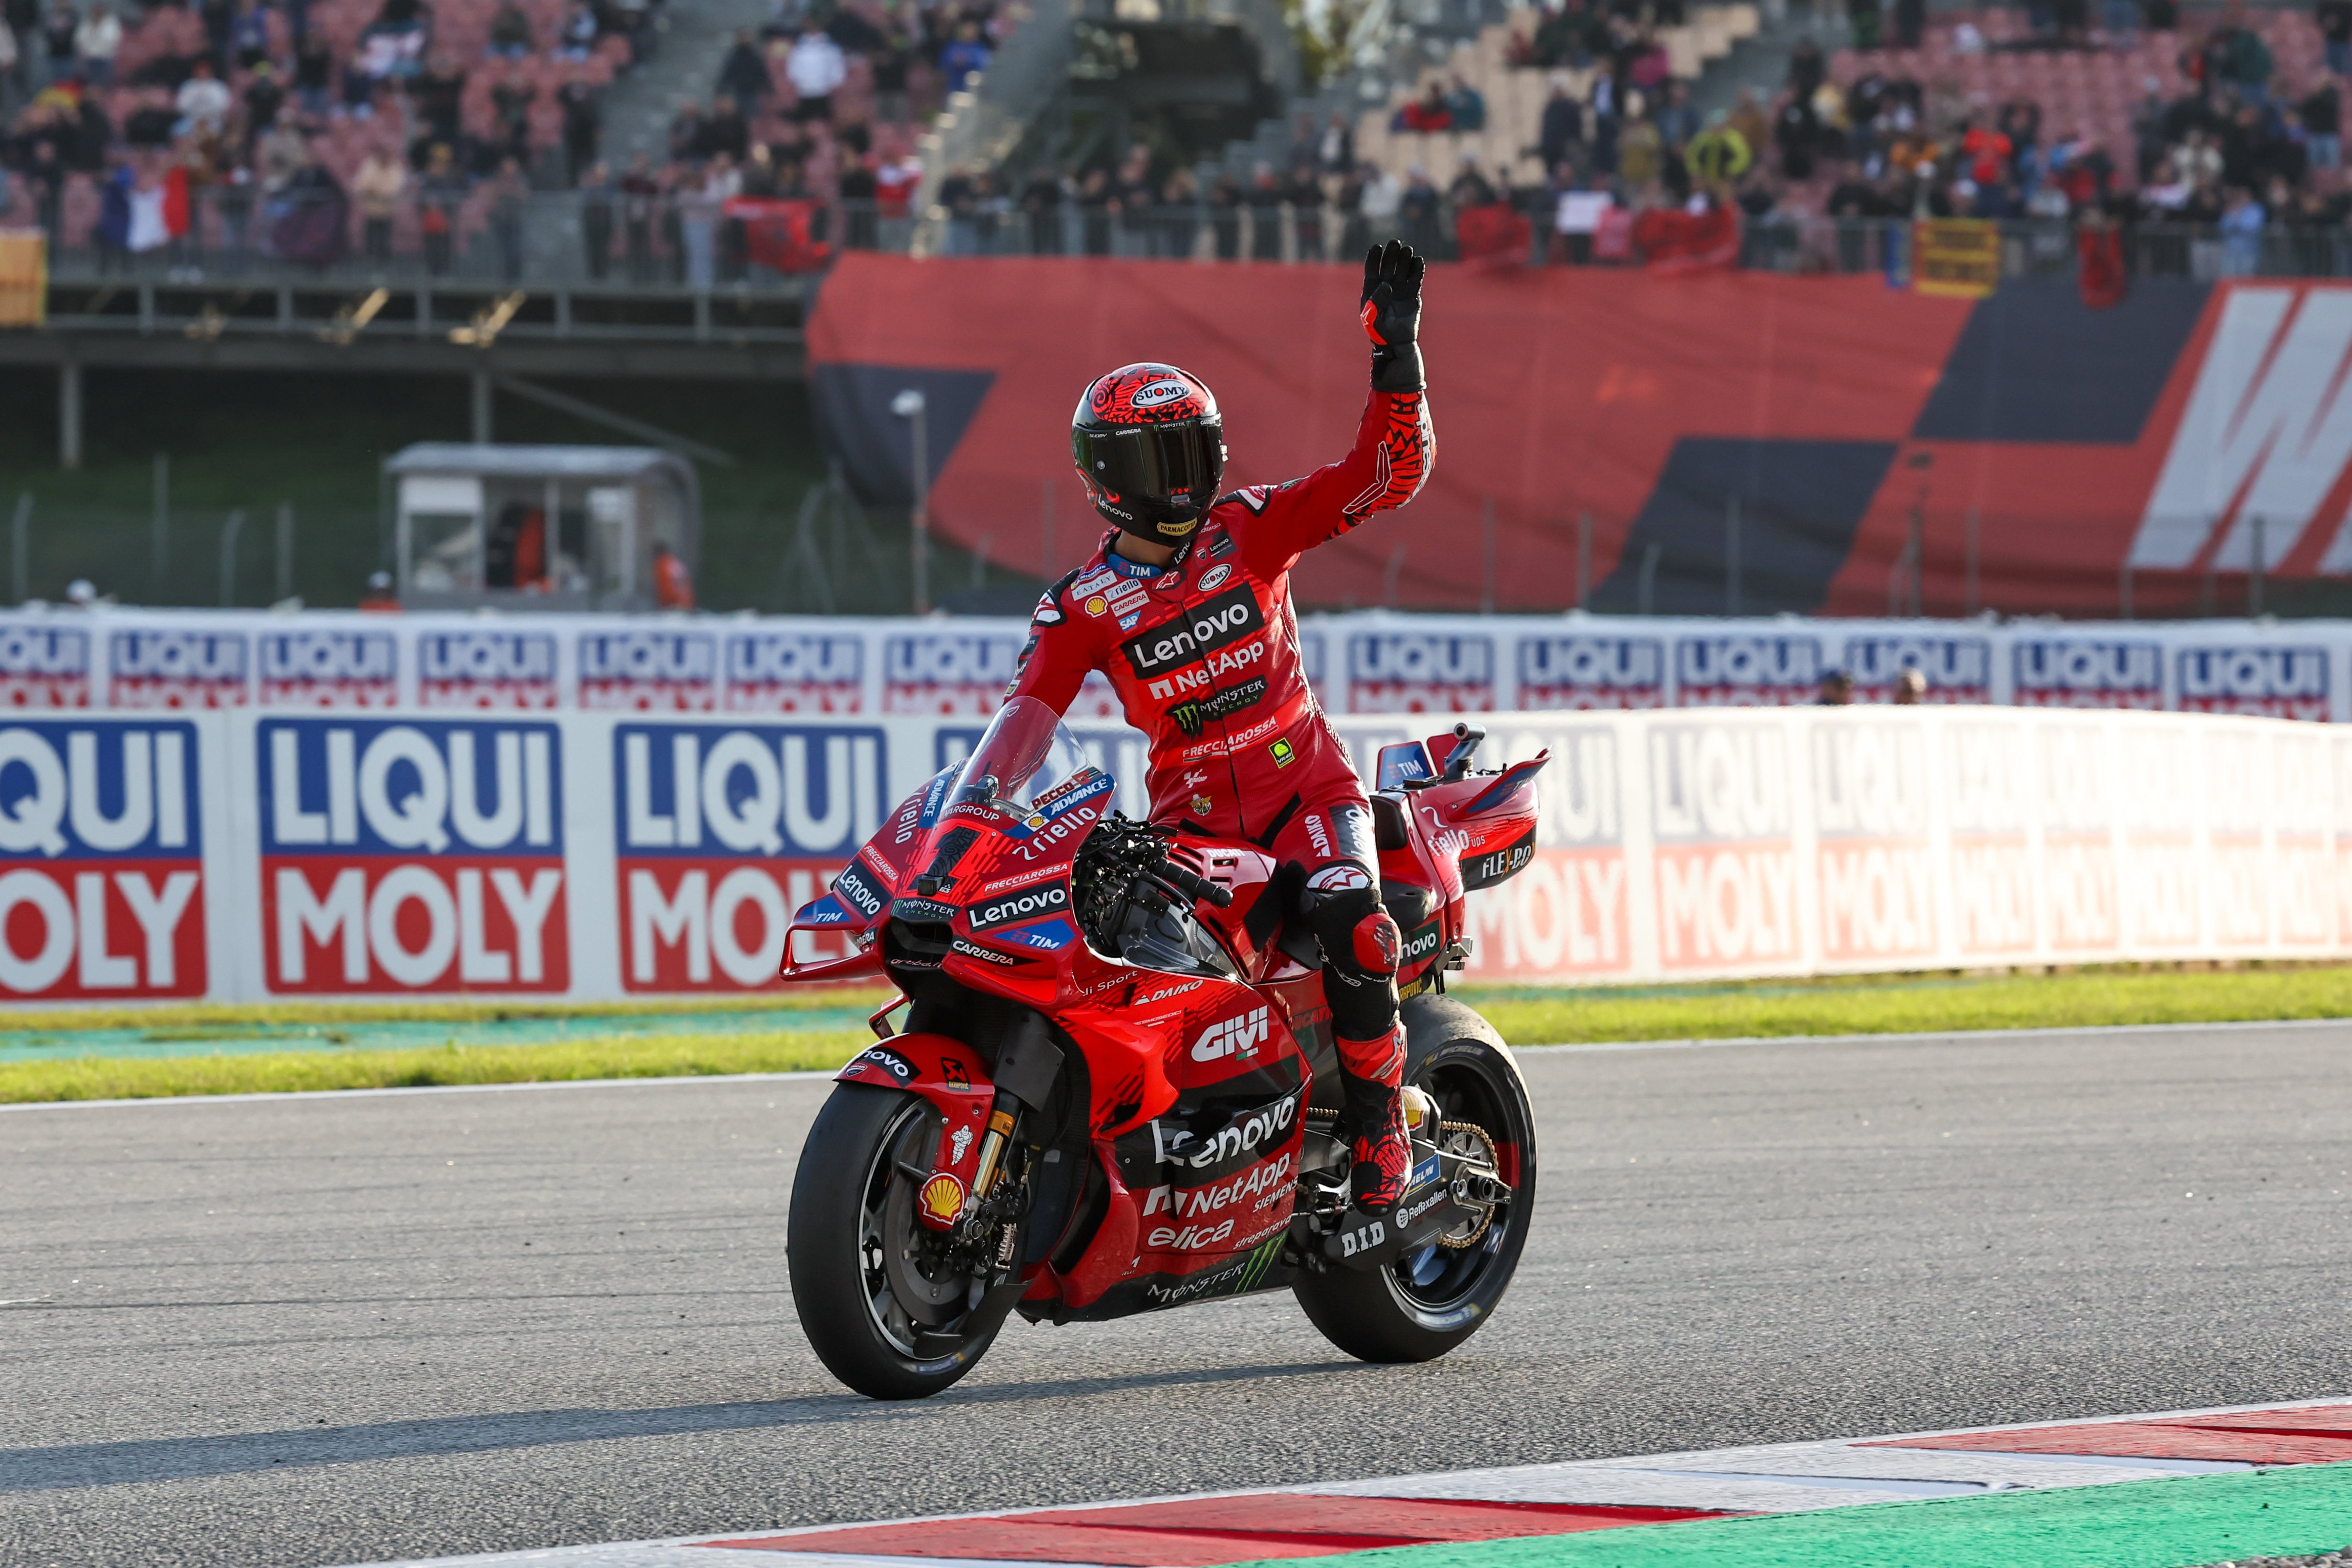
[417,631,558,710]
[2177,645,2330,720]
[109,630,248,709]
[0,721,204,998]
[2130,286,2352,576]
[259,719,565,993]
[1674,635,1820,706]
[724,632,864,714]
[2013,639,2163,709]
[259,630,398,708]
[885,633,1023,716]
[1347,632,1494,714]
[616,722,885,990]
[1516,635,1664,710]
[1190,1005,1270,1063]
[0,626,90,709]
[579,632,716,712]
[1842,635,1991,703]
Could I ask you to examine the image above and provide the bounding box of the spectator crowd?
[0,0,1020,280]
[6,0,2344,282]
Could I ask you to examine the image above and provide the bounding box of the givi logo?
[1190,1005,1270,1063]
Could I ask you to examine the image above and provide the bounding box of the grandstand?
[1348,3,1761,188]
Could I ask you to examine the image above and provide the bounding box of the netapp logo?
[1120,587,1265,680]
[969,879,1069,932]
[1166,676,1269,738]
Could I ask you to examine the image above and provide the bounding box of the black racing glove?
[1359,239,1425,394]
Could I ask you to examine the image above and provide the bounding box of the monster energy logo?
[1166,676,1269,738]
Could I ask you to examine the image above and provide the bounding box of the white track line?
[12,1012,2352,1113]
[336,1395,2352,1568]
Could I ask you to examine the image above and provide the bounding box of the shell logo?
[1085,595,1109,616]
[918,1172,968,1224]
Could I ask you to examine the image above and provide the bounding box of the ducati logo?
[1191,1006,1270,1063]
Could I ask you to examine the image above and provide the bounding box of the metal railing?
[17,179,2352,289]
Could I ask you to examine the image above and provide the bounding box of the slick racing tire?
[787,1084,1008,1400]
[1292,1026,1536,1363]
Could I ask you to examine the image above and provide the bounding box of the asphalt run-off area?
[5,1021,2351,1568]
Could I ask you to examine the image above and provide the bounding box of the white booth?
[383,445,701,612]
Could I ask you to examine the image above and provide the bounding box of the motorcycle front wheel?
[787,1084,1009,1399]
[1292,1032,1537,1363]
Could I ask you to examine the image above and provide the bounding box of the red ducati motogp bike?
[779,696,1547,1399]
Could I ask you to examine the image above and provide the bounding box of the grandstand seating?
[1353,4,1758,186]
[1828,7,2328,189]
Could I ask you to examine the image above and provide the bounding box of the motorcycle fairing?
[837,1034,995,1229]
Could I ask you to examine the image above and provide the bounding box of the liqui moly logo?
[1673,635,1821,706]
[416,631,558,709]
[108,630,249,709]
[0,625,90,709]
[258,630,399,708]
[1345,632,1495,714]
[1842,635,1992,703]
[579,632,716,712]
[2176,645,2331,720]
[2129,285,2352,576]
[615,722,887,991]
[0,720,205,998]
[2012,639,2163,709]
[1516,635,1665,710]
[259,719,566,993]
[883,633,1023,716]
[723,632,864,713]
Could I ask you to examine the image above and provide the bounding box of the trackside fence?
[2,704,2344,1004]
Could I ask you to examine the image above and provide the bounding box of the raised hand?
[1359,239,1425,392]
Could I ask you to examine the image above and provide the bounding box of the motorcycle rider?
[1004,240,1435,1214]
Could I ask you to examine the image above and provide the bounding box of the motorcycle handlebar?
[1155,860,1234,909]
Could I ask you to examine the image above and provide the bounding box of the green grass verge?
[0,988,897,1034]
[1468,962,2352,1046]
[0,1030,873,1103]
[6,963,2350,1105]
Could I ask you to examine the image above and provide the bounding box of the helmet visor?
[1073,418,1223,509]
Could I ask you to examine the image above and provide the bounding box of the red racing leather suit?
[1008,382,1433,1213]
[1004,385,1434,839]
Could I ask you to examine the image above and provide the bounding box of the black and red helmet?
[1070,363,1226,543]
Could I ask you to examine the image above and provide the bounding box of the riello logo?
[259,719,568,993]
[1190,1005,1270,1063]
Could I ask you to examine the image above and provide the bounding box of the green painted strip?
[1240,1462,2352,1568]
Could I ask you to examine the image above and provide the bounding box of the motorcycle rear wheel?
[787,1084,1008,1399]
[1292,1032,1537,1363]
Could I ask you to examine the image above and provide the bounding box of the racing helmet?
[1070,364,1226,543]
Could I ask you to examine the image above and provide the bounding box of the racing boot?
[1336,1024,1411,1212]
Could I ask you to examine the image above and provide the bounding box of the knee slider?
[1306,877,1388,983]
[1352,909,1401,976]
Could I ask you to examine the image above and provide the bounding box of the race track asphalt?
[5,1021,2352,1568]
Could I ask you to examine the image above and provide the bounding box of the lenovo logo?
[1120,587,1265,680]
[969,879,1069,932]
